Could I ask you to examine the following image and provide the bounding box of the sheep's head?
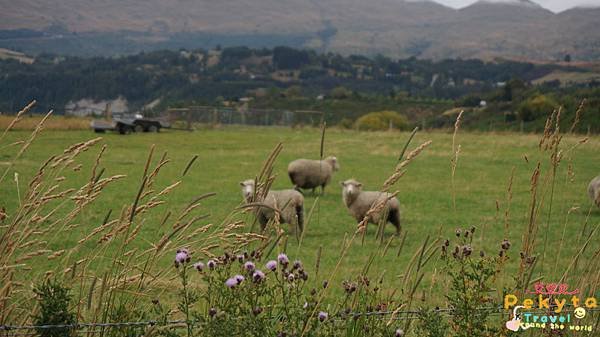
[340,179,362,199]
[240,179,256,202]
[326,156,340,171]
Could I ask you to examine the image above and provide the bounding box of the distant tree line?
[0,46,597,132]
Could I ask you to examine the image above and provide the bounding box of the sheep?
[340,179,401,235]
[287,156,340,194]
[588,175,600,207]
[240,179,304,233]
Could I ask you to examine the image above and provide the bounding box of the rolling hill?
[0,0,599,60]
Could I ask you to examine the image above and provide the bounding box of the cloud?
[434,0,600,12]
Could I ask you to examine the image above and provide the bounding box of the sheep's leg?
[258,213,269,232]
[320,184,326,195]
[296,205,304,233]
[388,208,401,235]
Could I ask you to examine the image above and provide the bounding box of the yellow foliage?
[354,111,409,131]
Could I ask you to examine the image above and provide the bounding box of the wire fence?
[2,306,598,336]
[166,106,325,129]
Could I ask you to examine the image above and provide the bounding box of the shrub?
[354,111,409,131]
[107,300,149,337]
[416,307,449,337]
[170,251,401,337]
[517,95,558,122]
[455,94,482,108]
[442,227,502,337]
[337,117,354,129]
[330,86,352,99]
[283,85,303,98]
[32,280,76,337]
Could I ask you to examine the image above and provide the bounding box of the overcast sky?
[436,0,600,12]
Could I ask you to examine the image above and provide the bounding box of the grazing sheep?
[588,175,600,207]
[287,156,340,194]
[240,179,304,232]
[341,179,401,234]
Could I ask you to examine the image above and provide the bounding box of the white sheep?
[240,179,304,232]
[287,156,340,194]
[341,179,401,234]
[588,175,600,207]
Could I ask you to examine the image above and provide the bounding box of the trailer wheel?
[94,129,106,133]
[134,124,144,133]
[148,124,159,132]
[117,124,132,135]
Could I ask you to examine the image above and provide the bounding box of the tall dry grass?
[0,101,264,327]
[0,114,91,131]
[0,99,598,337]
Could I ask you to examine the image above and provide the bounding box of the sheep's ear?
[239,182,245,186]
[356,183,362,187]
[340,181,346,187]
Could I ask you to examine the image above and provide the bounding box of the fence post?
[212,109,218,127]
[520,120,524,133]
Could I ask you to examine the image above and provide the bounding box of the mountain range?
[0,0,599,60]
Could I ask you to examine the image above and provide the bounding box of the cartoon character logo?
[574,307,586,319]
[506,306,530,332]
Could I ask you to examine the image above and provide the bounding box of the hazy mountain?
[0,0,599,60]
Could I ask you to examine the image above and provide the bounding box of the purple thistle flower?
[193,262,205,272]
[318,311,328,322]
[244,261,256,272]
[252,270,266,283]
[287,273,295,282]
[265,260,277,271]
[234,274,245,284]
[395,329,404,337]
[277,253,289,266]
[237,254,245,263]
[207,259,216,270]
[462,245,473,257]
[292,260,302,270]
[225,278,237,288]
[174,249,190,267]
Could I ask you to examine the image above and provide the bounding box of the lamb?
[240,179,304,233]
[588,175,600,207]
[287,156,340,194]
[341,179,401,234]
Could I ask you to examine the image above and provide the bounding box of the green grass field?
[2,126,599,306]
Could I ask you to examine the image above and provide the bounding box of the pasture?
[2,125,599,306]
[0,122,600,335]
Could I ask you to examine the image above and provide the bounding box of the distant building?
[65,96,128,116]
